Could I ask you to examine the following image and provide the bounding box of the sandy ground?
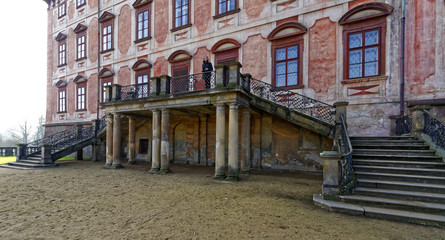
[0,161,444,240]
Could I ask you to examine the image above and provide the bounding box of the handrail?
[337,113,355,194]
[423,110,445,148]
[339,113,353,157]
[170,70,216,94]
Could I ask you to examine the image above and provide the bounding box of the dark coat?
[202,61,213,72]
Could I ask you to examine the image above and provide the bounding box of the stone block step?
[7,162,58,168]
[352,159,445,168]
[0,165,34,170]
[353,165,445,177]
[355,171,445,184]
[357,179,445,194]
[26,157,42,161]
[352,154,443,162]
[19,159,42,164]
[339,195,445,215]
[351,140,424,145]
[355,187,445,203]
[350,136,417,141]
[353,149,436,156]
[351,143,429,150]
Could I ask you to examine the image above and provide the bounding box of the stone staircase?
[339,136,445,225]
[1,152,58,170]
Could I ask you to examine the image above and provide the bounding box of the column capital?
[161,108,170,113]
[229,103,239,109]
[127,115,135,121]
[214,103,226,109]
[106,113,114,119]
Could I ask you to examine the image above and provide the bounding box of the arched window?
[168,50,192,93]
[132,59,152,98]
[339,3,393,80]
[99,68,115,102]
[211,38,241,66]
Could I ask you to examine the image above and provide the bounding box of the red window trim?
[76,82,87,111]
[342,18,387,81]
[135,5,151,42]
[57,87,67,113]
[58,40,67,67]
[101,20,114,53]
[214,0,239,19]
[172,0,191,30]
[215,48,239,65]
[271,35,304,90]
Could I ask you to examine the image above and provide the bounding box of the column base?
[159,168,171,175]
[213,174,226,180]
[240,170,251,175]
[225,176,240,182]
[103,163,112,169]
[148,168,160,174]
[111,164,124,169]
[127,160,136,165]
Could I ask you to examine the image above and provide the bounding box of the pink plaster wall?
[154,0,168,45]
[154,57,168,76]
[67,80,75,115]
[68,1,75,20]
[193,47,211,74]
[118,66,131,86]
[88,74,98,114]
[88,18,98,63]
[242,34,267,80]
[348,0,377,10]
[405,0,436,94]
[194,0,211,36]
[308,18,336,94]
[88,0,97,9]
[118,5,131,55]
[52,40,58,74]
[67,28,75,70]
[244,0,267,19]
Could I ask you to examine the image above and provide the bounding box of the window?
[58,87,67,113]
[77,35,86,60]
[136,7,150,41]
[347,29,380,79]
[136,73,149,98]
[76,0,86,8]
[274,45,300,87]
[139,139,149,154]
[58,42,66,66]
[76,84,86,111]
[58,0,66,18]
[102,23,112,52]
[218,0,236,14]
[102,78,112,102]
[173,0,189,28]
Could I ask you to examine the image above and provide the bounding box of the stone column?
[240,108,251,174]
[128,116,136,164]
[228,61,242,87]
[149,110,161,173]
[320,151,342,196]
[75,124,83,160]
[227,103,239,181]
[333,101,349,124]
[104,114,113,168]
[112,113,124,169]
[160,109,171,174]
[41,145,53,164]
[214,64,228,88]
[214,104,226,179]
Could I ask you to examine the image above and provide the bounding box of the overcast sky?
[0,1,47,136]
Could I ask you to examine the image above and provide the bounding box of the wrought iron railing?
[423,110,445,149]
[24,138,44,156]
[98,115,107,132]
[337,113,355,194]
[121,83,150,100]
[170,71,216,94]
[250,78,335,125]
[395,114,412,135]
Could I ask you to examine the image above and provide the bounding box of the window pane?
[287,60,298,74]
[364,62,378,77]
[182,15,188,25]
[219,2,226,14]
[276,75,285,87]
[175,17,181,27]
[276,48,286,61]
[288,46,298,59]
[182,0,188,5]
[349,50,362,64]
[349,33,362,48]
[365,30,379,46]
[229,0,235,11]
[287,73,298,86]
[176,0,181,7]
[276,62,285,75]
[349,64,362,78]
[365,47,378,62]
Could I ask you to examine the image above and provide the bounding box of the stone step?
[351,139,424,145]
[355,187,445,203]
[0,165,34,170]
[353,165,445,177]
[7,162,58,169]
[26,156,42,161]
[355,171,445,184]
[350,136,417,141]
[353,149,436,156]
[352,159,445,168]
[352,154,443,162]
[357,179,445,194]
[19,159,42,164]
[339,195,445,215]
[351,143,429,150]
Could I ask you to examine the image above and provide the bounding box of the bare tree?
[33,115,45,141]
[8,121,32,144]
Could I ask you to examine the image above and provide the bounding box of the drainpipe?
[95,0,101,140]
[400,0,406,116]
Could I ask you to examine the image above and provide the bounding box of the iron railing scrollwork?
[98,115,107,132]
[423,110,445,149]
[337,113,355,194]
[250,78,335,125]
[24,138,43,156]
[170,71,216,94]
[395,115,412,135]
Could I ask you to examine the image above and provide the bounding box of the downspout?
[400,0,406,116]
[95,0,101,140]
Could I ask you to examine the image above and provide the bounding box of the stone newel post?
[228,61,242,87]
[41,145,53,164]
[16,144,26,161]
[320,151,342,196]
[111,84,122,101]
[104,85,112,102]
[214,64,227,88]
[333,101,349,124]
[159,75,171,95]
[410,105,432,137]
[150,77,160,96]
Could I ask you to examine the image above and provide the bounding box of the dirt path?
[0,161,444,240]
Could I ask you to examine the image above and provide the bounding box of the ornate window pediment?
[99,68,115,78]
[267,22,307,41]
[99,11,115,23]
[133,0,152,8]
[55,32,67,41]
[55,79,67,88]
[73,75,88,83]
[74,23,88,33]
[211,38,241,53]
[339,3,393,25]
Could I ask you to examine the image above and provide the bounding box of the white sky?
[0,1,47,136]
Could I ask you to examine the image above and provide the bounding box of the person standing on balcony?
[202,56,213,89]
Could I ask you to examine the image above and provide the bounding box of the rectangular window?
[58,42,66,66]
[102,23,113,52]
[58,88,66,113]
[347,29,380,79]
[102,79,112,102]
[139,139,149,154]
[76,0,86,8]
[77,35,86,59]
[218,0,236,14]
[77,85,86,110]
[136,74,149,98]
[137,8,150,40]
[174,0,189,28]
[274,45,299,87]
[58,1,66,18]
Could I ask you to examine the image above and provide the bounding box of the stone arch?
[267,22,307,41]
[132,59,152,70]
[338,2,394,25]
[73,75,88,83]
[167,50,192,63]
[99,67,115,78]
[211,38,241,53]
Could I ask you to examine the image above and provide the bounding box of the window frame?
[76,0,86,8]
[58,87,67,113]
[76,82,87,111]
[171,0,192,31]
[58,40,67,67]
[135,70,150,98]
[58,0,66,18]
[271,36,304,90]
[101,20,114,53]
[101,77,113,102]
[76,32,87,60]
[214,0,240,19]
[135,5,151,43]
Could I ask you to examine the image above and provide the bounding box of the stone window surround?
[75,82,87,111]
[58,0,66,19]
[213,0,240,19]
[134,4,152,43]
[76,0,86,9]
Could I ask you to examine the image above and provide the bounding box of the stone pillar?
[105,114,113,168]
[128,116,136,164]
[320,151,342,196]
[410,105,431,137]
[228,61,242,87]
[227,103,239,181]
[112,113,124,169]
[241,73,251,92]
[333,101,349,124]
[159,75,171,95]
[111,84,122,101]
[240,108,251,174]
[41,145,53,164]
[16,144,26,161]
[75,124,83,160]
[150,77,160,96]
[104,85,112,102]
[160,109,171,174]
[91,142,101,162]
[214,104,226,179]
[199,116,208,165]
[76,149,83,160]
[149,110,161,173]
[389,115,401,136]
[214,64,228,88]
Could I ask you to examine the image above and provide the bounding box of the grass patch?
[0,156,16,165]
[57,156,91,161]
